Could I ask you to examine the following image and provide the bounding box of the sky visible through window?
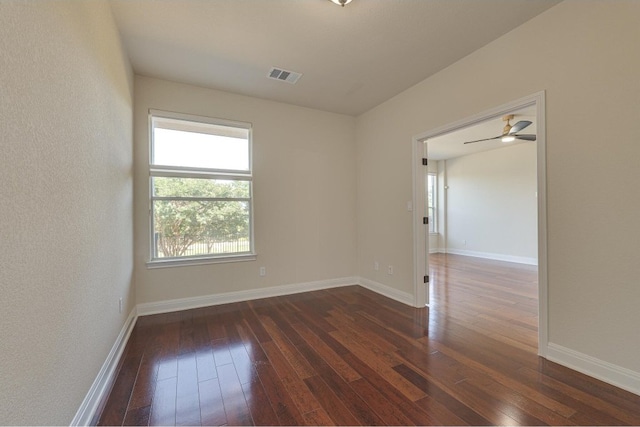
[153,128,249,171]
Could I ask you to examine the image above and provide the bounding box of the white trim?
[534,92,549,358]
[146,253,257,269]
[412,91,548,358]
[358,277,415,306]
[411,137,428,308]
[444,248,538,266]
[547,343,640,397]
[136,277,358,316]
[70,308,138,426]
[149,108,252,131]
[136,277,415,317]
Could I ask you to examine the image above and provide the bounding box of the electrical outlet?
[374,261,379,271]
[388,265,394,275]
[118,297,123,313]
[259,267,266,277]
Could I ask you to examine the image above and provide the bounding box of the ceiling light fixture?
[330,0,352,7]
[501,135,516,143]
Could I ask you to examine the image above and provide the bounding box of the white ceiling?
[426,104,537,160]
[109,0,560,116]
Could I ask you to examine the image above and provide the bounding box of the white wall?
[445,144,537,264]
[134,76,357,304]
[356,0,640,380]
[0,1,134,424]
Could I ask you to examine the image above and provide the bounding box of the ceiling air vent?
[267,67,302,84]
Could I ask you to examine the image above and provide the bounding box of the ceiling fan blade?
[514,134,537,141]
[508,120,532,134]
[463,135,501,144]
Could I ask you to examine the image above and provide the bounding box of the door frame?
[411,91,548,357]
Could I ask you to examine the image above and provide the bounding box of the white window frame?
[147,109,256,268]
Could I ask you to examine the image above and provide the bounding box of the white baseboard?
[357,277,415,306]
[445,248,538,266]
[137,276,359,316]
[70,307,138,426]
[546,343,640,397]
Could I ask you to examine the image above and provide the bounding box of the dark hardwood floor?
[98,253,640,425]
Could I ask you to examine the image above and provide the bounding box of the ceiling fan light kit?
[330,0,353,7]
[501,135,516,143]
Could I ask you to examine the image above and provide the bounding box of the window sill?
[147,253,257,269]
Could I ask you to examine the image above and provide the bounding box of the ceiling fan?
[463,114,536,145]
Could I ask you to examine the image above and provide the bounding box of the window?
[427,173,437,234]
[149,110,254,265]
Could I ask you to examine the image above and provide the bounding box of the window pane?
[152,177,250,199]
[427,174,436,233]
[153,200,250,258]
[152,127,249,171]
[428,207,435,233]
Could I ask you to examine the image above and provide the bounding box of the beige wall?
[357,0,640,374]
[0,1,134,425]
[445,143,537,263]
[134,76,357,304]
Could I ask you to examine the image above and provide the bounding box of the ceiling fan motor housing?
[502,114,515,135]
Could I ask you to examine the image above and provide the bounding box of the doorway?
[411,92,548,356]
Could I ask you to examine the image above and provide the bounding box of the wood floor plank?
[195,347,217,383]
[343,352,441,425]
[405,338,578,419]
[295,341,386,426]
[216,362,253,425]
[148,376,177,426]
[211,337,233,367]
[301,407,334,426]
[97,253,640,426]
[198,378,226,426]
[229,338,260,386]
[175,353,201,426]
[253,358,306,425]
[240,378,280,426]
[98,350,141,426]
[237,301,273,343]
[303,375,361,426]
[261,340,322,415]
[348,377,417,425]
[393,363,493,426]
[123,404,150,426]
[329,328,427,402]
[289,321,361,383]
[517,365,640,425]
[258,315,316,379]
